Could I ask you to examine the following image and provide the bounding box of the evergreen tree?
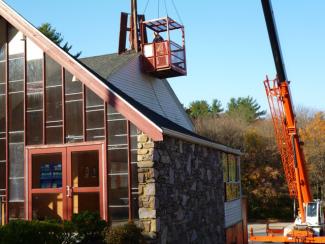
[211,99,224,115]
[188,100,210,118]
[226,96,266,123]
[187,99,224,118]
[38,23,81,58]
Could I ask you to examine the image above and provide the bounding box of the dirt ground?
[248,222,292,244]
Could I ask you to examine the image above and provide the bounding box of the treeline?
[186,97,325,220]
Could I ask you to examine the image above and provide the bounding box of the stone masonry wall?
[137,134,225,244]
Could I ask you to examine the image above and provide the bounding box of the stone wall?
[137,134,225,244]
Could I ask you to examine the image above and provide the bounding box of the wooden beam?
[118,12,128,54]
[131,0,139,51]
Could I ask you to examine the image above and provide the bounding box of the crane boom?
[261,0,312,222]
[250,2,325,242]
[261,0,287,83]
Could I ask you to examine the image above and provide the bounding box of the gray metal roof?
[80,52,137,79]
[79,52,240,155]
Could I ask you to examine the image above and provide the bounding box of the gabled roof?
[81,52,137,79]
[81,53,194,131]
[0,1,240,155]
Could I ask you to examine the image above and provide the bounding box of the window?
[130,123,139,220]
[107,105,129,222]
[0,19,141,223]
[46,55,63,144]
[26,38,43,145]
[65,71,83,143]
[8,25,25,219]
[0,17,6,202]
[85,88,104,141]
[223,153,241,202]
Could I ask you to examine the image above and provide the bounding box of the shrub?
[0,212,108,244]
[0,220,63,244]
[104,222,146,244]
[71,211,107,244]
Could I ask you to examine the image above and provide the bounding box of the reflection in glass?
[222,153,228,182]
[8,202,24,220]
[26,38,43,145]
[71,151,99,188]
[32,194,63,220]
[0,162,5,195]
[0,17,6,61]
[46,55,63,144]
[8,26,25,208]
[0,197,5,225]
[73,193,99,215]
[108,149,128,174]
[65,71,83,143]
[108,120,127,146]
[86,88,104,141]
[109,206,128,222]
[130,123,139,219]
[8,25,24,59]
[32,153,62,189]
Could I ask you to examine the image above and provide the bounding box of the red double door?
[26,144,106,221]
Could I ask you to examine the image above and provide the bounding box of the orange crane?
[250,0,325,243]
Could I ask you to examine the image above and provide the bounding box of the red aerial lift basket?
[140,17,187,79]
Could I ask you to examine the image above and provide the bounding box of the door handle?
[66,185,73,197]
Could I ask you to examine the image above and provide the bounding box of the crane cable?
[142,0,183,25]
[163,0,168,17]
[142,0,150,14]
[171,0,183,25]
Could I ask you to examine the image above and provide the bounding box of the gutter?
[162,127,242,155]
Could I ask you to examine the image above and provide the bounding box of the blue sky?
[5,0,325,112]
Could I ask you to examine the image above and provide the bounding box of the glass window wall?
[85,88,104,141]
[8,25,25,219]
[26,38,43,145]
[0,20,141,223]
[107,105,129,222]
[0,18,6,205]
[65,71,83,143]
[46,55,63,144]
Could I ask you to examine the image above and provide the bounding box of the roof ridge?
[81,50,138,60]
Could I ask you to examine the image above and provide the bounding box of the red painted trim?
[73,187,100,193]
[62,68,65,144]
[27,144,104,220]
[31,189,62,194]
[0,1,163,142]
[66,148,72,220]
[42,53,46,144]
[25,140,105,150]
[27,148,31,219]
[27,147,66,220]
[67,144,103,219]
[23,34,27,146]
[108,96,163,141]
[23,34,27,220]
[23,36,28,221]
[62,148,68,220]
[4,20,9,224]
[103,103,108,221]
[127,121,132,221]
[82,84,86,142]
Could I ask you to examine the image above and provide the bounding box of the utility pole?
[130,0,139,52]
